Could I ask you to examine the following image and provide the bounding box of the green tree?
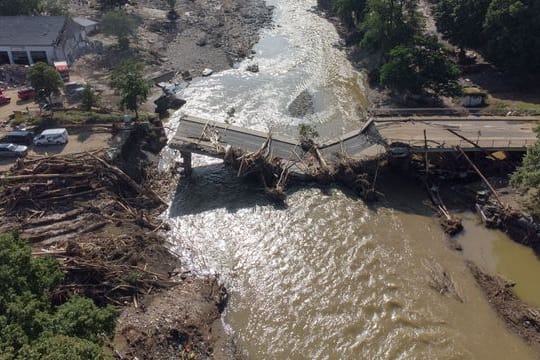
[19,335,108,360]
[511,131,540,190]
[166,0,177,10]
[360,0,422,54]
[165,0,178,17]
[111,61,150,119]
[80,84,100,111]
[27,62,64,106]
[0,0,40,15]
[482,0,540,74]
[0,233,116,359]
[39,0,67,15]
[48,297,116,343]
[101,10,136,50]
[98,0,128,8]
[432,0,490,51]
[379,37,461,96]
[334,0,367,28]
[511,129,540,217]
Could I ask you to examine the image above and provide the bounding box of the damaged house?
[0,16,97,65]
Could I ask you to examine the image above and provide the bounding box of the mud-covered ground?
[468,263,540,353]
[69,0,272,111]
[114,278,232,359]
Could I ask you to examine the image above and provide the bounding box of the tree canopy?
[27,62,64,105]
[80,85,100,111]
[379,36,461,96]
[512,127,540,191]
[0,232,116,359]
[432,0,540,74]
[111,60,150,118]
[101,10,136,50]
[483,0,540,73]
[432,0,490,50]
[0,0,66,15]
[360,0,422,53]
[333,0,367,28]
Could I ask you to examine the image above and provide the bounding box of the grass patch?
[11,111,157,128]
[486,96,540,115]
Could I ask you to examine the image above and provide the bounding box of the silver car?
[0,143,28,158]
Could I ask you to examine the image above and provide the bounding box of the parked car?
[33,128,69,145]
[65,82,85,96]
[0,143,28,158]
[1,130,34,145]
[0,94,10,105]
[17,87,35,101]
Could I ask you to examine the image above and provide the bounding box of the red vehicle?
[0,94,11,105]
[17,87,35,101]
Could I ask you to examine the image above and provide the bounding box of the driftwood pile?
[51,233,179,306]
[224,136,291,202]
[219,134,380,203]
[0,152,178,305]
[0,151,165,216]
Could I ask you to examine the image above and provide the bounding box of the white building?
[0,16,96,66]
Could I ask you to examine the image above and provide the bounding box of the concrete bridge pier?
[180,151,192,177]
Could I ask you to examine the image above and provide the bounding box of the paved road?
[170,115,538,163]
[170,115,378,161]
[375,116,540,122]
[376,119,538,151]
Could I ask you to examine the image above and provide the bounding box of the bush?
[0,233,116,359]
[379,37,461,97]
[19,335,108,360]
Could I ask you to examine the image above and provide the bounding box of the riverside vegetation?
[321,0,540,97]
[0,232,116,359]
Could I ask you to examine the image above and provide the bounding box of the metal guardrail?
[370,107,540,117]
[387,137,534,150]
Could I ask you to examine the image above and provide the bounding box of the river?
[164,0,537,358]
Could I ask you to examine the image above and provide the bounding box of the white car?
[0,143,28,157]
[33,128,69,146]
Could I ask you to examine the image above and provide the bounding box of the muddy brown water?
[459,212,540,309]
[164,0,538,358]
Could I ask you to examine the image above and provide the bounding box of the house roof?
[0,16,67,47]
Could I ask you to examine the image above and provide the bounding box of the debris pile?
[0,151,178,305]
[0,151,165,216]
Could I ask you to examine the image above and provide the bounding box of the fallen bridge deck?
[169,115,379,161]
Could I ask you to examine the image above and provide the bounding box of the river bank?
[381,149,540,352]
[0,119,235,358]
[68,0,273,112]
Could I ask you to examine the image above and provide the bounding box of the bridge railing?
[386,137,535,150]
[370,107,540,117]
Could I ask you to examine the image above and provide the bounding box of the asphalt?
[376,120,538,151]
[170,115,539,162]
[171,115,378,161]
